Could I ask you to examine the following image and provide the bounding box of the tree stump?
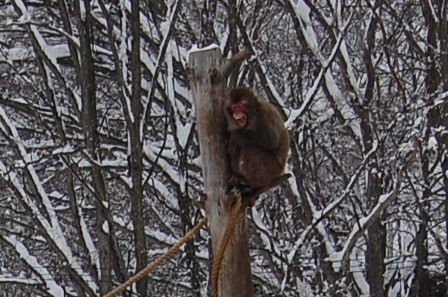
[188,46,254,297]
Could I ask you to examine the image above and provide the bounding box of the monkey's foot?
[227,183,252,197]
[226,177,256,207]
[226,175,250,193]
[244,174,292,206]
[226,174,291,207]
[226,185,256,208]
[227,175,243,187]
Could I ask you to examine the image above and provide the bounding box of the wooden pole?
[188,47,253,297]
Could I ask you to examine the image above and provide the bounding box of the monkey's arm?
[246,123,282,153]
[228,132,252,154]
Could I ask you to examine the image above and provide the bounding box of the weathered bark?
[188,47,254,297]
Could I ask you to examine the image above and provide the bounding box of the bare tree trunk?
[361,4,386,294]
[414,2,440,296]
[129,0,147,295]
[366,211,386,297]
[188,47,254,297]
[436,2,448,293]
[74,0,112,294]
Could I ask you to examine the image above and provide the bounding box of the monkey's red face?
[230,101,248,127]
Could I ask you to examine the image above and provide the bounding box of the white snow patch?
[187,44,220,62]
[4,235,64,296]
[102,221,110,234]
[427,136,438,151]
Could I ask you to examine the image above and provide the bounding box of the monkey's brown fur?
[223,87,289,191]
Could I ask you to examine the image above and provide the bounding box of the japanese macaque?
[223,87,290,195]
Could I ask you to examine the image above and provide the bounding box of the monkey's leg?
[226,173,291,207]
[236,146,287,205]
[245,174,291,206]
[226,145,252,194]
[238,146,284,188]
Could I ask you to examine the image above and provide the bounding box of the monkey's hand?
[227,174,247,188]
[227,175,252,194]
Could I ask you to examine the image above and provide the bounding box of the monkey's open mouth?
[233,112,247,127]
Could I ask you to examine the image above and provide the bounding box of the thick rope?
[211,192,243,297]
[103,217,208,297]
[103,176,289,297]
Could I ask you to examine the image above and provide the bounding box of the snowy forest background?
[0,0,447,296]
